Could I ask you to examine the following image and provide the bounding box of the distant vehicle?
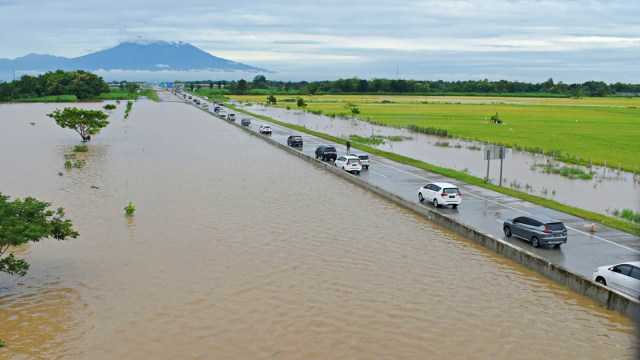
[228,113,236,121]
[503,214,568,248]
[218,110,226,117]
[188,95,192,99]
[202,103,209,109]
[204,96,209,101]
[315,145,337,162]
[418,182,462,208]
[593,261,640,300]
[287,135,303,147]
[351,153,370,169]
[240,118,251,126]
[259,125,272,134]
[213,106,221,112]
[334,155,362,174]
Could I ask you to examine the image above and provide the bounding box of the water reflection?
[0,102,638,359]
[237,103,639,215]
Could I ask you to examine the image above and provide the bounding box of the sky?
[1,0,639,83]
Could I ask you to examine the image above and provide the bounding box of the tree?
[253,75,268,89]
[266,94,277,105]
[344,102,360,119]
[296,97,307,109]
[0,193,79,277]
[490,112,502,124]
[236,79,250,94]
[47,107,110,142]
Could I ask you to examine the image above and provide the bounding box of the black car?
[315,145,337,161]
[503,214,568,248]
[241,118,251,126]
[287,135,303,147]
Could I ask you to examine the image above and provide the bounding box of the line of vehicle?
[203,99,639,254]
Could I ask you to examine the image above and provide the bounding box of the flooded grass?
[531,160,593,180]
[73,145,88,153]
[231,94,640,172]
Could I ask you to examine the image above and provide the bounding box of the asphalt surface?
[165,90,640,281]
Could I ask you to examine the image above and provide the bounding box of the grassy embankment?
[226,97,640,236]
[96,89,159,101]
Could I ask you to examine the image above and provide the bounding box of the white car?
[351,153,370,169]
[334,155,362,174]
[593,261,640,300]
[259,125,272,134]
[418,182,462,208]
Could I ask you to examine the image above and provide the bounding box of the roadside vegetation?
[226,103,640,236]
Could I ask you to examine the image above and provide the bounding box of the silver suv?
[503,214,568,248]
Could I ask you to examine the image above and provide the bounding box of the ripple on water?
[0,102,637,359]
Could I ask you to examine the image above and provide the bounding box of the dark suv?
[287,135,303,147]
[315,145,337,161]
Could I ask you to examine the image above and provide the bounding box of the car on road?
[593,261,640,300]
[503,214,568,248]
[418,182,462,208]
[351,153,370,169]
[259,125,272,134]
[315,145,338,162]
[241,118,251,126]
[228,113,236,121]
[287,135,303,147]
[218,110,226,117]
[213,106,221,112]
[334,155,362,174]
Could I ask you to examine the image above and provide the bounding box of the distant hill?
[0,40,268,74]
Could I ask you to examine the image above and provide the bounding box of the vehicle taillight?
[441,193,447,197]
[457,192,462,197]
[543,226,551,233]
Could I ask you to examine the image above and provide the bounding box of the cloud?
[0,0,638,83]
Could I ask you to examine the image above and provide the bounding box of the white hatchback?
[418,182,462,208]
[593,261,640,300]
[334,155,362,174]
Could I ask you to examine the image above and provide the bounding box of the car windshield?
[443,188,459,194]
[546,222,565,231]
[358,155,369,160]
[292,136,302,140]
[326,147,336,152]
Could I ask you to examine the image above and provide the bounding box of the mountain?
[0,41,268,74]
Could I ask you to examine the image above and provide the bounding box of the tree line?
[0,69,109,101]
[184,75,640,97]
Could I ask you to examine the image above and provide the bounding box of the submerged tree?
[0,193,79,277]
[47,107,110,141]
[344,102,360,119]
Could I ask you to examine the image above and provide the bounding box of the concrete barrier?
[223,108,640,323]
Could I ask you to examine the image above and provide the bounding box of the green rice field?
[231,95,640,172]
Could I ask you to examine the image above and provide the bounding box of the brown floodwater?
[237,103,640,216]
[0,101,638,359]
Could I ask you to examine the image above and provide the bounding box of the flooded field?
[0,101,638,359]
[236,103,640,216]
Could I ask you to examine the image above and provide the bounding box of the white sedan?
[593,261,640,300]
[334,155,362,174]
[259,125,272,134]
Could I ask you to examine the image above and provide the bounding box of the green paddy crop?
[232,95,640,172]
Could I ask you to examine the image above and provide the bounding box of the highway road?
[166,90,640,284]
